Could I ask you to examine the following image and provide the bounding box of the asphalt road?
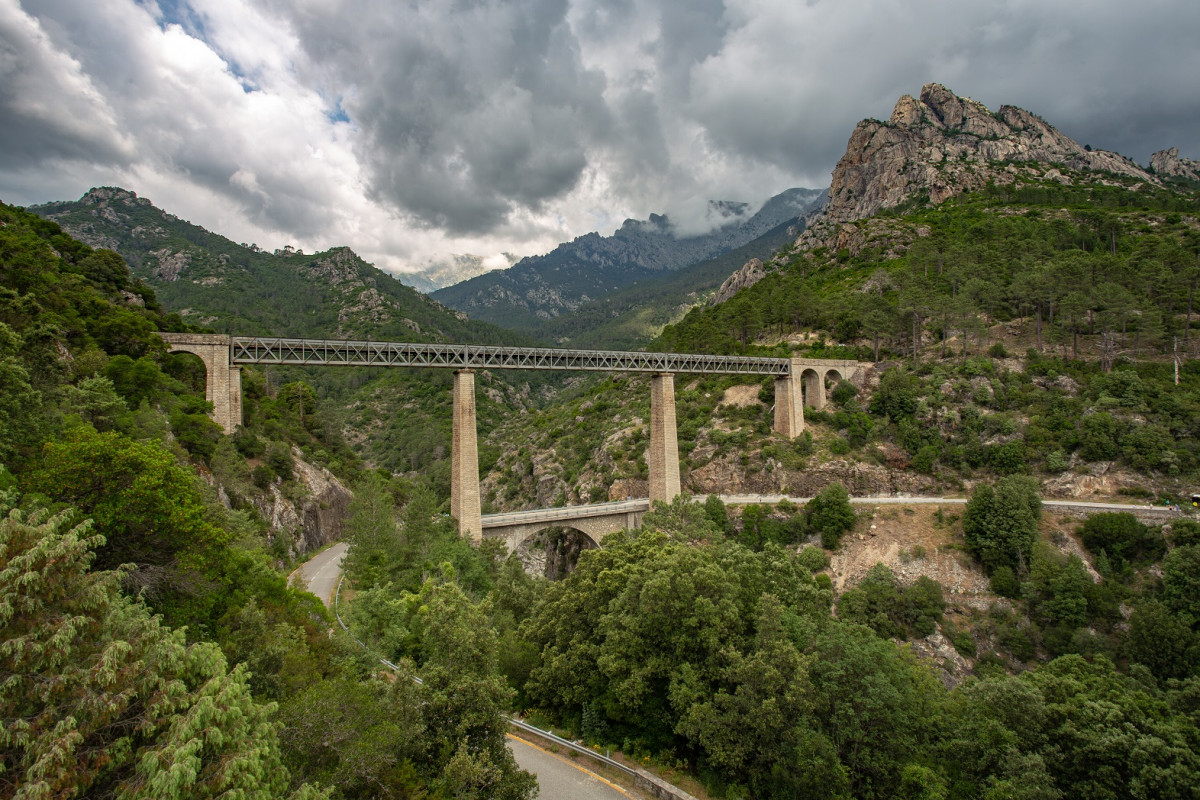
[296,541,348,607]
[507,735,637,800]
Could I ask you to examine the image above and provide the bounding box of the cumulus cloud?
[2,0,1198,278]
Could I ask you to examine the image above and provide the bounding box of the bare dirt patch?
[720,384,762,407]
[829,504,993,609]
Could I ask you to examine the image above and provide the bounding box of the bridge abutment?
[451,369,483,542]
[649,373,681,504]
[158,333,242,433]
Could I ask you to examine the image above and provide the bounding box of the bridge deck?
[231,337,791,375]
[482,499,650,528]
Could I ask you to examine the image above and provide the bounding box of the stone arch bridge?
[159,333,864,549]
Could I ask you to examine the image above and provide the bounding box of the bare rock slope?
[823,82,1154,225]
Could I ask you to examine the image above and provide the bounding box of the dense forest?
[0,202,533,798]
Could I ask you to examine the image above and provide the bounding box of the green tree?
[343,471,401,590]
[0,493,327,799]
[808,483,856,548]
[962,477,1041,574]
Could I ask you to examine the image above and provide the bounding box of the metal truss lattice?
[231,337,791,375]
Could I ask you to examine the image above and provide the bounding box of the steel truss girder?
[230,337,791,375]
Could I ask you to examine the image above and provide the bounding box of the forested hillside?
[0,202,534,799]
[33,187,516,343]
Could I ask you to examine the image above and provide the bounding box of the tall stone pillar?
[228,366,243,432]
[649,373,681,504]
[773,358,805,437]
[450,370,483,542]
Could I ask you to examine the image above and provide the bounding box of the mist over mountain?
[431,187,827,331]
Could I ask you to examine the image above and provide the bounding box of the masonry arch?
[163,350,210,397]
[801,367,826,410]
[510,526,599,579]
[158,333,242,432]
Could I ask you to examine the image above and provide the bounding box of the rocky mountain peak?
[711,258,766,305]
[1150,147,1200,181]
[824,83,1156,224]
[81,186,148,207]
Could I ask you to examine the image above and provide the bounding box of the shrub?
[1170,519,1200,548]
[831,381,859,407]
[989,565,1020,598]
[797,545,829,573]
[808,483,855,549]
[1079,512,1165,568]
[962,476,1041,574]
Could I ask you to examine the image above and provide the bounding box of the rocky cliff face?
[711,258,766,305]
[251,450,353,557]
[823,83,1155,225]
[1150,147,1200,182]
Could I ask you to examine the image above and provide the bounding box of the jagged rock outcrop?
[824,83,1154,225]
[711,258,766,304]
[252,450,353,556]
[1150,147,1200,181]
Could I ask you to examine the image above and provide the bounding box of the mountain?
[430,187,827,331]
[30,187,519,345]
[525,215,806,349]
[822,82,1155,225]
[719,83,1197,300]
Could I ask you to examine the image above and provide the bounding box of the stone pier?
[649,373,681,504]
[773,357,805,438]
[157,333,242,433]
[450,370,483,541]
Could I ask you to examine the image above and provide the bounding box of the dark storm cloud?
[4,0,1200,272]
[267,0,615,234]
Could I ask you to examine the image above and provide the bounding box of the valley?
[4,80,1200,800]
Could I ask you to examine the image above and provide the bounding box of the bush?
[831,381,858,407]
[962,476,1041,574]
[989,565,1021,598]
[797,545,829,573]
[1170,519,1200,548]
[807,483,855,549]
[266,440,295,481]
[252,463,277,489]
[1079,513,1165,568]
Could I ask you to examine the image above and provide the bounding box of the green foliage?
[871,368,921,421]
[1124,601,1197,681]
[962,476,1041,573]
[0,493,326,799]
[337,576,536,800]
[944,655,1200,799]
[1079,513,1165,570]
[1161,545,1200,624]
[807,482,856,548]
[838,564,946,640]
[24,427,232,573]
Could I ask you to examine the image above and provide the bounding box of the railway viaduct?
[159,333,864,547]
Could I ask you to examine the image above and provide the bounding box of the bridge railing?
[231,337,791,375]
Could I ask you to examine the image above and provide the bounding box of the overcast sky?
[3,0,1198,277]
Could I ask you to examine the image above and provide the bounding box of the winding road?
[294,541,638,800]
